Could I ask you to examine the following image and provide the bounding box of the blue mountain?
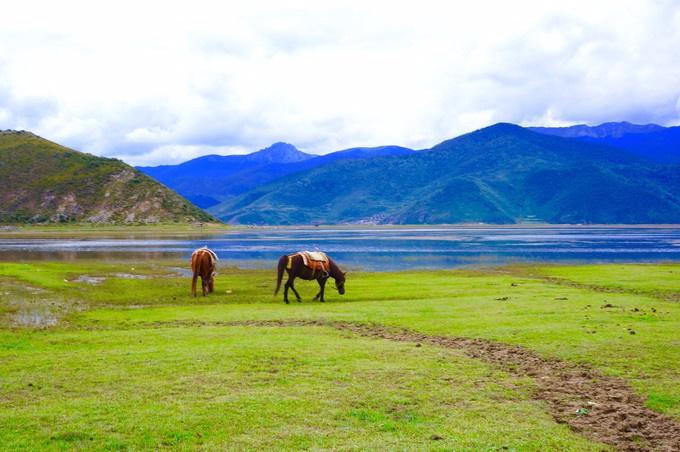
[211,123,680,224]
[529,122,680,164]
[312,145,414,163]
[138,143,413,208]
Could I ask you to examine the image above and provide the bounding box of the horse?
[191,247,218,296]
[274,251,346,304]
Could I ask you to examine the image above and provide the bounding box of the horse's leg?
[317,277,328,302]
[289,279,302,302]
[202,276,208,296]
[192,273,198,297]
[283,276,293,304]
[313,277,325,301]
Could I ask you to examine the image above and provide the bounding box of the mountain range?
[137,143,413,208]
[529,121,680,163]
[5,121,680,225]
[0,131,215,224]
[208,123,680,224]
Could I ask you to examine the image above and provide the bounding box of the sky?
[1,0,680,165]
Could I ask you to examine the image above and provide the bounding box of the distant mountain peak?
[468,122,531,139]
[267,141,296,150]
[529,121,665,139]
[528,121,680,163]
[247,142,315,164]
[431,122,530,150]
[484,122,526,132]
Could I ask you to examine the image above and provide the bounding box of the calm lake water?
[1,226,679,271]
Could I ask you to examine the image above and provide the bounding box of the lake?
[1,226,679,271]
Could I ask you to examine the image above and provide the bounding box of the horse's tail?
[274,255,288,296]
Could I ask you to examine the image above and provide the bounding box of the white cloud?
[121,144,250,166]
[1,0,679,164]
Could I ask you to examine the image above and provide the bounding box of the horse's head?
[335,271,347,295]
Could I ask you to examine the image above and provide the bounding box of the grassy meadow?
[1,259,679,450]
[0,222,231,238]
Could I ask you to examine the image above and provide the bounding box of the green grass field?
[1,260,678,450]
[0,222,231,238]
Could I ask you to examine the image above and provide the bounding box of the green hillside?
[0,131,215,224]
[211,124,680,224]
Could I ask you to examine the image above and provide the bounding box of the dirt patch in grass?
[69,275,106,285]
[212,319,680,452]
[534,275,680,303]
[11,308,59,328]
[0,283,66,329]
[110,273,150,280]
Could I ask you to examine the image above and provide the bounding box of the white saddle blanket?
[304,251,327,262]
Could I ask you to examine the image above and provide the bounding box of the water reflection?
[0,227,678,271]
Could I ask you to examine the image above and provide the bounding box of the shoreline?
[1,222,679,238]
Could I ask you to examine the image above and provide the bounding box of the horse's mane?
[328,257,344,280]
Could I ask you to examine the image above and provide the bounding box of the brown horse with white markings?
[191,247,218,296]
[274,252,346,303]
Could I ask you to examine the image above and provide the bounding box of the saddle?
[289,251,329,273]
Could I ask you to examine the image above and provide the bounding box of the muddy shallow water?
[0,226,679,271]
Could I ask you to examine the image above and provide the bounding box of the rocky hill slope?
[0,131,215,224]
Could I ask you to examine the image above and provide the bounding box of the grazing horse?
[191,247,218,296]
[274,251,346,303]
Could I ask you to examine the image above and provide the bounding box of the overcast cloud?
[1,0,680,165]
